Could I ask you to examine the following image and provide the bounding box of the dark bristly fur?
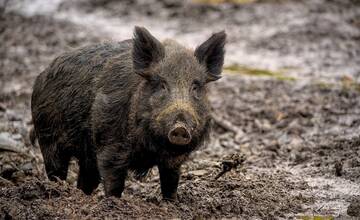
[31,26,226,200]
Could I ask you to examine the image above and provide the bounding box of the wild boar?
[31,27,226,200]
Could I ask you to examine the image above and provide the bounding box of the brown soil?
[1,0,359,219]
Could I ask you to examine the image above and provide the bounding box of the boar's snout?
[168,122,192,146]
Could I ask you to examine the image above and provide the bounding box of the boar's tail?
[29,126,37,147]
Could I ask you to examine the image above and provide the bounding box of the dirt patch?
[0,169,310,219]
[0,180,176,219]
[0,12,102,98]
[209,76,360,162]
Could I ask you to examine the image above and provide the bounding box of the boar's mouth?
[148,113,212,154]
[150,130,197,155]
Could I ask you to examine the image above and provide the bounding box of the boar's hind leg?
[77,156,100,195]
[158,164,181,201]
[41,144,71,181]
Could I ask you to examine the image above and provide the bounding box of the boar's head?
[132,26,226,153]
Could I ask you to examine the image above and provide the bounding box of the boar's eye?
[152,79,168,93]
[160,82,167,92]
[191,80,202,99]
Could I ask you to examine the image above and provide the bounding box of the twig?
[214,153,246,180]
[212,113,238,133]
[0,176,14,185]
[335,161,343,177]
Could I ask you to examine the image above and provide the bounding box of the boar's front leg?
[97,149,128,197]
[103,169,127,197]
[158,164,181,201]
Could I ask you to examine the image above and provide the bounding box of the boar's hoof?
[162,194,178,202]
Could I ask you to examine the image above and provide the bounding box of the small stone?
[262,119,272,131]
[234,129,245,143]
[21,162,33,171]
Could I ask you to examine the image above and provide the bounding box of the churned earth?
[0,0,359,219]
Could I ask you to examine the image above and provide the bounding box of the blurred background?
[0,0,360,219]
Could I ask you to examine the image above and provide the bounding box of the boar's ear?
[132,26,165,78]
[195,31,226,82]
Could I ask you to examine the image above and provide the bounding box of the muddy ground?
[1,0,360,219]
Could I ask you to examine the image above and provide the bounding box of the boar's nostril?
[168,126,191,146]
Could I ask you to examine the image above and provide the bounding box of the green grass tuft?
[224,64,296,81]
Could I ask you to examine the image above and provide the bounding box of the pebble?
[188,170,208,176]
[21,162,33,171]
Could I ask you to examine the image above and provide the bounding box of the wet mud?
[1,0,360,219]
